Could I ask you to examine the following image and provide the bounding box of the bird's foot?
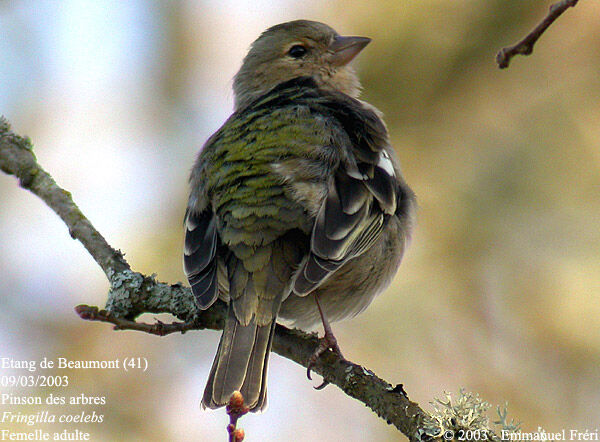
[306,328,344,389]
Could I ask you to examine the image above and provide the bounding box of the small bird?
[184,20,415,412]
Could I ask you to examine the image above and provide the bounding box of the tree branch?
[0,115,432,440]
[496,0,579,69]
[74,302,428,438]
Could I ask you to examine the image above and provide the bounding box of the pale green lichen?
[105,269,144,317]
[494,404,521,433]
[104,269,198,321]
[420,389,520,441]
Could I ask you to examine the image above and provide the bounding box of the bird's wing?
[292,91,400,296]
[184,208,219,308]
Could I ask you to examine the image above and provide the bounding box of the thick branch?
[0,115,432,440]
[75,303,428,438]
[496,0,579,69]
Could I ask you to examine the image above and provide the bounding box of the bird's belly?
[278,216,406,330]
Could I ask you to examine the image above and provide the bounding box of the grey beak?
[328,35,371,67]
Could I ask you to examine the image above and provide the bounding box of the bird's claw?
[306,330,344,387]
[313,379,329,390]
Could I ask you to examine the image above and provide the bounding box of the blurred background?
[1,1,599,440]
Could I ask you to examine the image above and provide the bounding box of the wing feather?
[184,209,219,309]
[293,153,398,296]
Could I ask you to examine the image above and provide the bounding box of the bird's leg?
[307,294,344,387]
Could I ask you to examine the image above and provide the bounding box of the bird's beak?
[328,35,371,67]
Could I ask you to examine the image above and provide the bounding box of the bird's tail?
[202,302,275,412]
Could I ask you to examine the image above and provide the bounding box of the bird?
[184,19,415,412]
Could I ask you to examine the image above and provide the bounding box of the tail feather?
[239,320,276,411]
[202,303,275,411]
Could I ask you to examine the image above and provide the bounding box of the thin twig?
[75,305,197,335]
[496,0,579,69]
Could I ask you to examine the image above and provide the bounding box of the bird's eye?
[288,45,307,58]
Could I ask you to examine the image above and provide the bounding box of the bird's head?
[233,20,370,110]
